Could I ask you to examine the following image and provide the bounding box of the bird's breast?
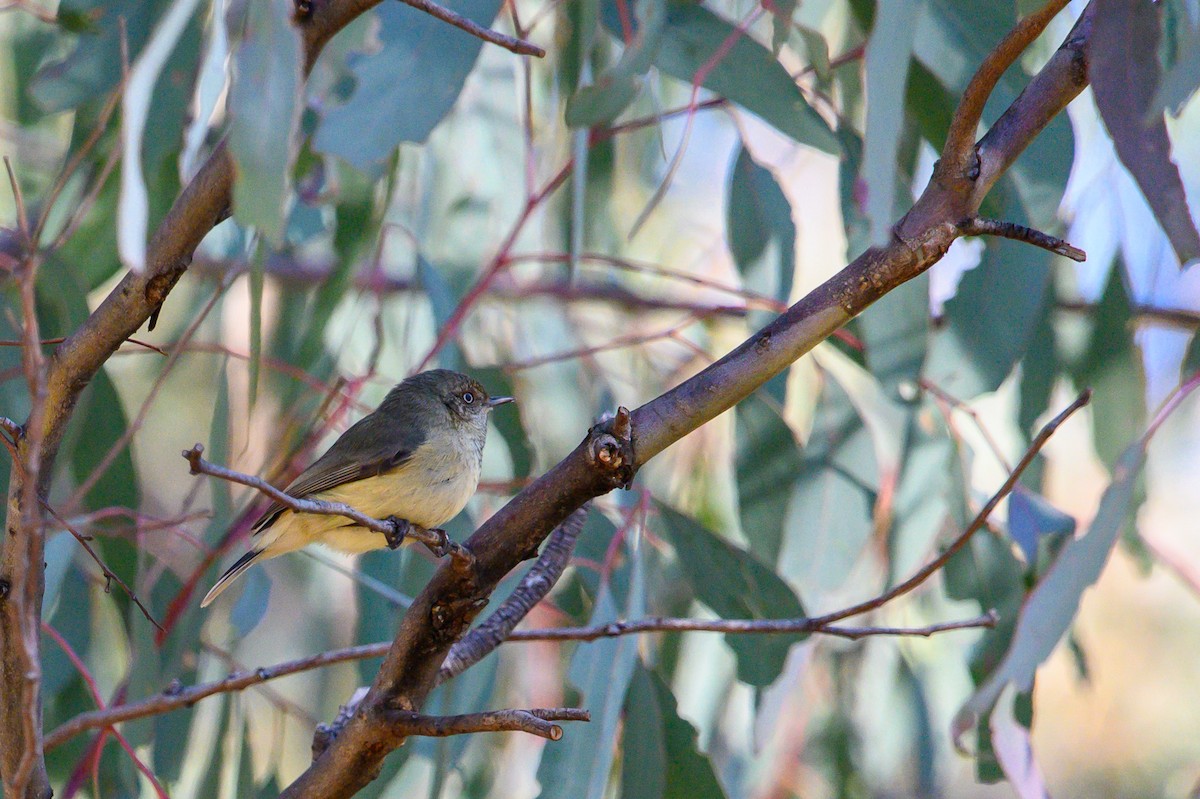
[322,429,483,531]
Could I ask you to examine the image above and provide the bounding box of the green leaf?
[858,274,930,397]
[228,0,304,243]
[602,1,839,153]
[70,369,139,515]
[567,0,666,127]
[1091,0,1200,266]
[314,0,504,170]
[657,504,807,686]
[734,394,801,565]
[863,0,923,245]
[1183,327,1200,381]
[623,663,728,799]
[1154,2,1200,115]
[1068,263,1144,467]
[229,566,271,636]
[778,376,877,596]
[621,663,667,799]
[30,0,172,112]
[953,443,1145,743]
[726,146,795,311]
[928,234,1052,397]
[536,572,641,799]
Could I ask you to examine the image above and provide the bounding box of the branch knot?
[587,407,635,489]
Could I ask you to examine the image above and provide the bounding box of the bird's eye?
[462,392,474,404]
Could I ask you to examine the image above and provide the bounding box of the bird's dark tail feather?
[201,549,263,608]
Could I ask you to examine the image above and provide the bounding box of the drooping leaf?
[228,0,304,243]
[600,0,839,153]
[734,393,801,565]
[416,253,467,372]
[1154,1,1200,114]
[622,663,728,799]
[778,375,877,596]
[314,0,505,170]
[1068,262,1144,467]
[1090,0,1200,267]
[30,0,172,112]
[657,504,807,686]
[536,569,641,799]
[953,443,1145,743]
[863,0,924,245]
[726,146,795,312]
[567,0,666,127]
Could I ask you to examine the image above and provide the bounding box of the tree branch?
[278,5,1098,796]
[438,506,588,684]
[961,217,1086,261]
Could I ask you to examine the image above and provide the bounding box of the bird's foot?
[382,516,412,550]
[421,528,451,558]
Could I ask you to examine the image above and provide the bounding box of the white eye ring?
[462,392,475,404]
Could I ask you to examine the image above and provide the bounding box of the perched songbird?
[201,369,512,607]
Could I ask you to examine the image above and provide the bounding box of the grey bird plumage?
[201,370,511,607]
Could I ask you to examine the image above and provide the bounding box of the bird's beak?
[487,396,514,409]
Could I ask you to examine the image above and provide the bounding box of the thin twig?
[0,337,166,355]
[961,217,1086,261]
[4,156,29,241]
[397,0,545,56]
[181,444,470,559]
[507,610,999,642]
[438,507,589,683]
[43,641,388,750]
[39,502,163,631]
[809,390,1091,627]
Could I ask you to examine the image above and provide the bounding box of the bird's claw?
[382,516,412,550]
[422,528,451,558]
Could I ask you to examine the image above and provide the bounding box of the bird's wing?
[251,414,425,534]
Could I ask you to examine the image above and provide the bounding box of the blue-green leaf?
[314,0,504,170]
[601,1,838,153]
[657,504,807,686]
[953,443,1145,743]
[228,0,303,243]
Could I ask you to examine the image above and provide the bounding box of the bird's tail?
[201,549,264,608]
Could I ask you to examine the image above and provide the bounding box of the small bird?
[201,369,512,607]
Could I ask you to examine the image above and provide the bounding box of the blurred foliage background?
[3,0,1200,796]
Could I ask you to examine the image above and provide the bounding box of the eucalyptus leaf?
[314,0,504,170]
[228,0,304,243]
[657,504,807,686]
[600,0,838,153]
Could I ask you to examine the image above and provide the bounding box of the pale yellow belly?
[258,442,482,556]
